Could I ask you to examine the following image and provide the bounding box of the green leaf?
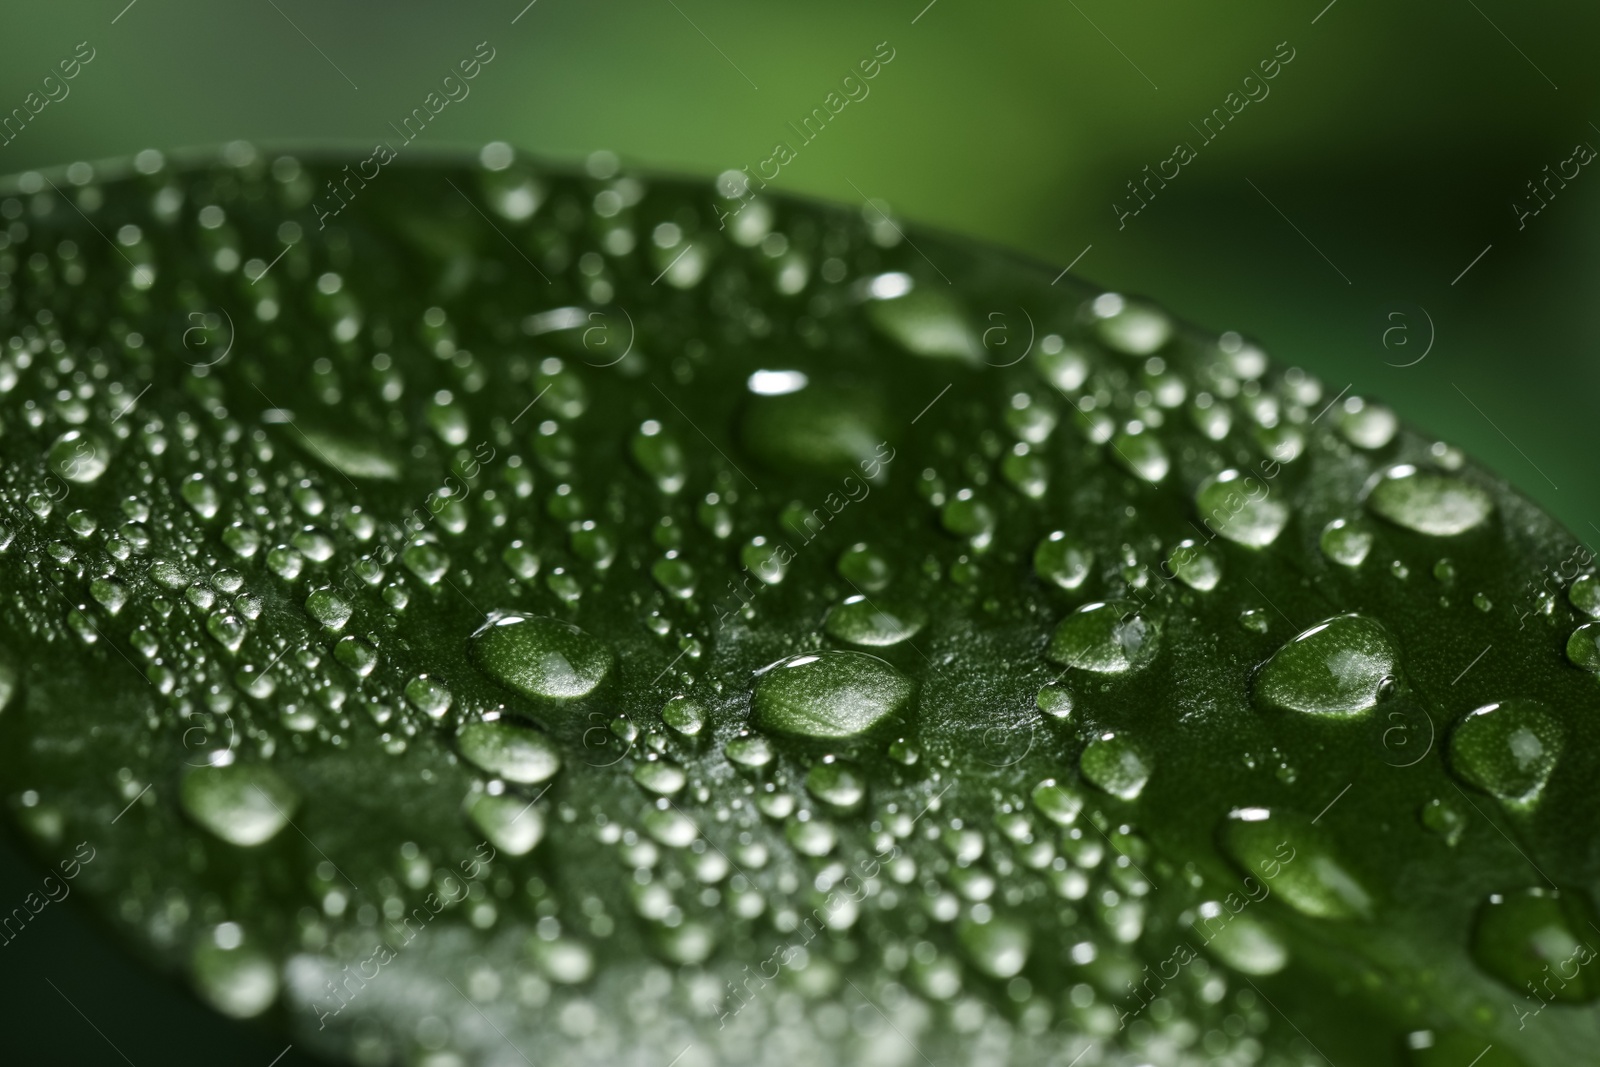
[0,147,1593,1067]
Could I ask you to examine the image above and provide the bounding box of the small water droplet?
[457,720,561,785]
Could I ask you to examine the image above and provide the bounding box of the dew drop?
[1366,464,1493,536]
[805,757,866,809]
[957,915,1030,979]
[470,613,613,700]
[1565,622,1600,672]
[405,675,453,720]
[192,930,279,1018]
[457,720,561,785]
[1254,614,1398,716]
[1078,733,1149,800]
[1469,887,1600,1002]
[1320,518,1374,567]
[464,791,545,856]
[1047,601,1159,674]
[1222,809,1372,919]
[751,651,914,740]
[1448,700,1561,809]
[824,595,926,647]
[1033,531,1093,591]
[180,764,299,847]
[1194,469,1288,548]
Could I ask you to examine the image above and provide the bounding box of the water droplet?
[824,595,926,647]
[751,650,914,740]
[464,791,545,856]
[402,542,451,585]
[1089,293,1171,355]
[49,429,110,484]
[1194,469,1288,548]
[805,757,866,809]
[661,695,705,736]
[1112,431,1169,483]
[724,733,773,768]
[180,476,221,520]
[1565,623,1600,672]
[1255,614,1398,716]
[294,428,400,480]
[304,588,351,631]
[1449,700,1561,809]
[470,613,613,700]
[837,542,892,592]
[651,555,697,599]
[334,636,377,677]
[1420,797,1467,846]
[643,805,699,848]
[1034,532,1093,591]
[1195,904,1288,975]
[941,490,996,550]
[1047,601,1159,674]
[740,384,889,474]
[1168,539,1221,591]
[1031,779,1083,826]
[457,720,561,785]
[192,930,278,1018]
[866,286,981,360]
[1036,685,1073,719]
[1320,518,1374,567]
[1336,397,1397,450]
[180,764,299,847]
[957,915,1030,978]
[402,675,451,720]
[1222,809,1372,919]
[634,759,687,796]
[1569,574,1600,618]
[1366,464,1493,536]
[1470,887,1600,1002]
[1079,733,1149,799]
[631,421,688,493]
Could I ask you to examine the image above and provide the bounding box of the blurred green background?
[2,1,1596,1062]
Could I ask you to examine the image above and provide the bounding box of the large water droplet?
[180,764,300,847]
[1194,469,1288,548]
[1254,614,1398,717]
[1469,887,1600,1002]
[1366,464,1493,536]
[1449,700,1561,809]
[750,650,914,739]
[1047,601,1159,674]
[457,720,561,785]
[471,613,613,700]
